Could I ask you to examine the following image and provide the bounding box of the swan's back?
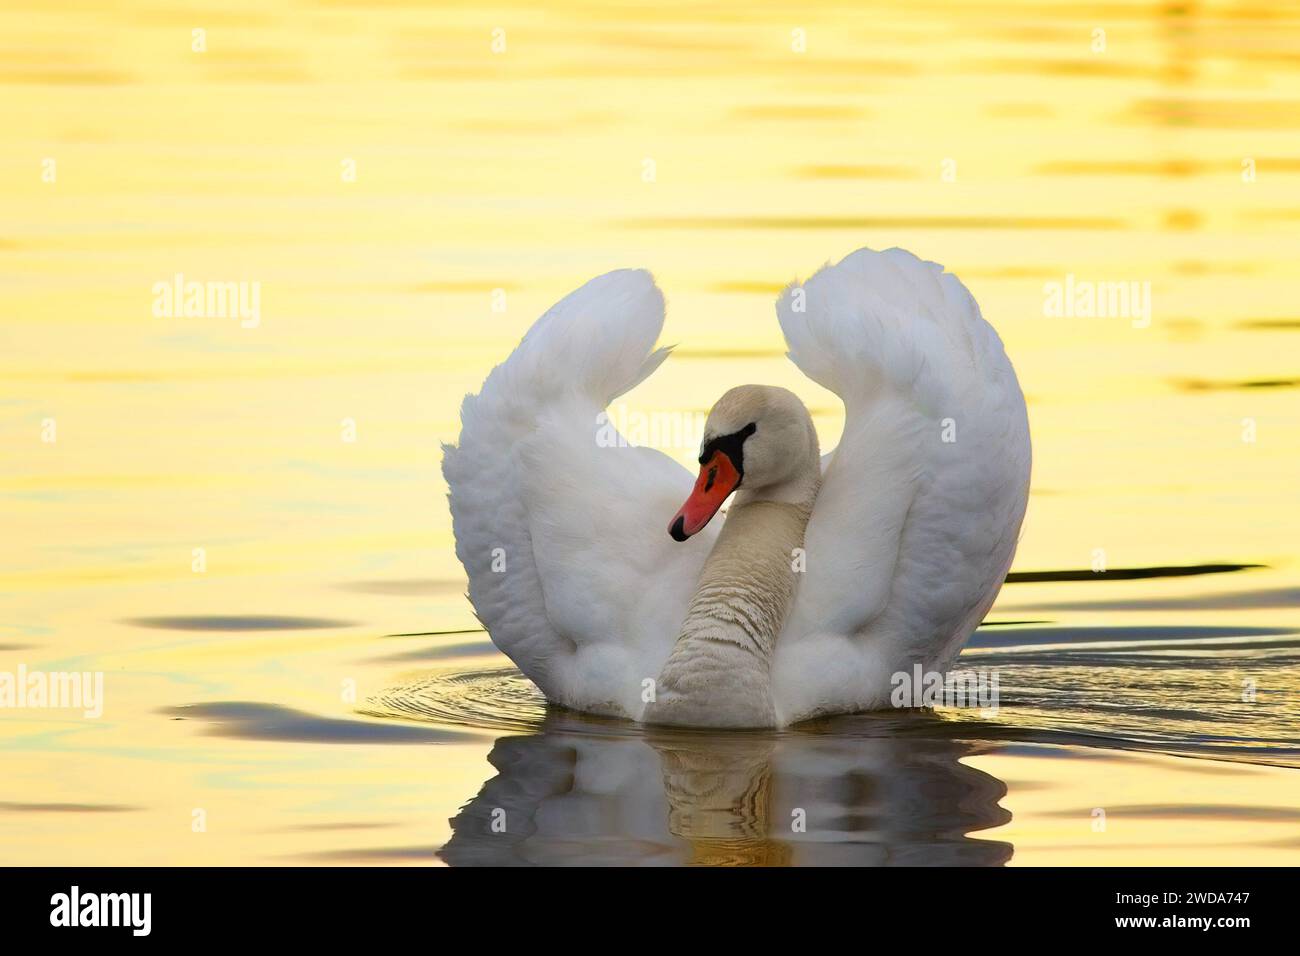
[775,248,1031,723]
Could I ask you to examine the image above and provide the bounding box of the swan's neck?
[646,477,818,728]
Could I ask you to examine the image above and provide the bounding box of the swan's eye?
[699,422,756,465]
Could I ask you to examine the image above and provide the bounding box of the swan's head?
[668,385,819,541]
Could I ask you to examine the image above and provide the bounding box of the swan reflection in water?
[439,711,1011,866]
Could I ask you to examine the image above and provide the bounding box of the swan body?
[443,247,1031,728]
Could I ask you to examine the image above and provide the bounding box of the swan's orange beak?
[669,450,740,541]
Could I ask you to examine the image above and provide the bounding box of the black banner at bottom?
[0,865,1286,941]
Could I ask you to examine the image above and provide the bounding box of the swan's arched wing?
[777,248,958,642]
[774,248,1031,722]
[515,408,717,716]
[444,270,716,719]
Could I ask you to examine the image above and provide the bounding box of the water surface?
[2,0,1299,865]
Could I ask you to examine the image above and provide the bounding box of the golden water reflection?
[2,0,1299,864]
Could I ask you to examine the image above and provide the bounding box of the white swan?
[443,246,1031,728]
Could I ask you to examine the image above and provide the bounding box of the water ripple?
[367,634,1300,768]
[364,666,553,735]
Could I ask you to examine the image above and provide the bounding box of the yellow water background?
[2,0,1299,864]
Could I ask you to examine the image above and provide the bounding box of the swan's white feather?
[773,247,1031,723]
[443,270,715,718]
